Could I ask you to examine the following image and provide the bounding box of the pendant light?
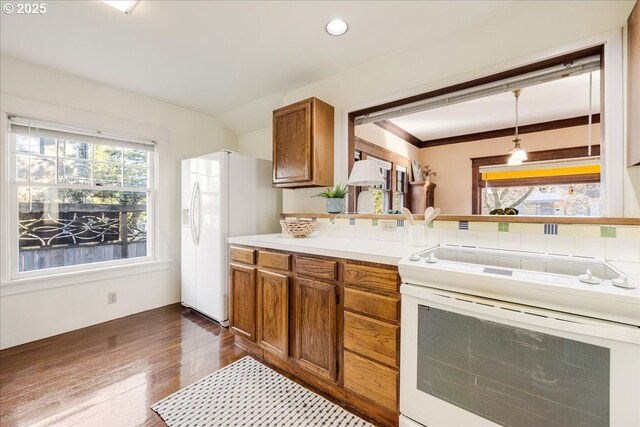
[508,89,527,165]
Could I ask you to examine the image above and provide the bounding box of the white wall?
[237,127,272,161]
[625,160,640,216]
[0,56,237,349]
[236,9,638,217]
[419,125,602,214]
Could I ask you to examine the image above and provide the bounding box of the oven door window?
[417,305,610,427]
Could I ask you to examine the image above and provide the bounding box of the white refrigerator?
[181,150,281,326]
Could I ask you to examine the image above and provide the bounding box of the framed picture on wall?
[411,159,421,182]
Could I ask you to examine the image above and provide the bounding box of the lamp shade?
[348,159,384,186]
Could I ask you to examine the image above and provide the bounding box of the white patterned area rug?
[151,356,373,427]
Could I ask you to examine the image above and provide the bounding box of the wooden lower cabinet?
[296,256,339,281]
[257,269,289,359]
[343,260,400,426]
[344,350,399,413]
[229,263,257,341]
[344,262,398,294]
[293,277,338,382]
[228,246,400,426]
[230,247,256,265]
[344,287,399,322]
[344,311,399,368]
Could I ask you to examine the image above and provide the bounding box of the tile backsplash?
[301,217,640,278]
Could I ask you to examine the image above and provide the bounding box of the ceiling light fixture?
[326,19,348,36]
[508,89,528,166]
[102,1,140,14]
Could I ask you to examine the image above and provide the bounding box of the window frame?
[395,165,407,211]
[6,118,158,281]
[352,136,411,213]
[367,155,393,213]
[471,145,601,214]
[480,182,602,216]
[346,30,626,218]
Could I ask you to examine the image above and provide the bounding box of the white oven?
[400,283,640,427]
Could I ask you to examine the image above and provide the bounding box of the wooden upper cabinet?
[272,97,334,188]
[257,269,290,359]
[229,263,257,341]
[293,277,338,382]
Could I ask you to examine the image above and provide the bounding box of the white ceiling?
[388,71,601,141]
[0,1,508,115]
[0,0,634,136]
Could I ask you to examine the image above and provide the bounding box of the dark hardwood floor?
[0,304,244,426]
[0,304,380,427]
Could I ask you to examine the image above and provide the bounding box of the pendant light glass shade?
[511,148,528,162]
[508,138,528,165]
[507,151,526,165]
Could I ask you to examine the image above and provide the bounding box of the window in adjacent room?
[8,117,156,275]
[368,156,392,214]
[481,183,601,216]
[352,137,411,214]
[476,150,601,216]
[395,165,407,211]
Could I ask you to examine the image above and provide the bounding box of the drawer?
[259,251,291,271]
[344,288,399,322]
[344,311,398,368]
[295,256,338,281]
[230,247,255,265]
[344,263,398,294]
[344,350,398,413]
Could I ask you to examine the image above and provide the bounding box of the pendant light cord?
[513,89,521,143]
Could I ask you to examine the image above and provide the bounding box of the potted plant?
[313,183,348,214]
[422,165,437,184]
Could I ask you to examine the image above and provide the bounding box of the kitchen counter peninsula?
[227,233,425,265]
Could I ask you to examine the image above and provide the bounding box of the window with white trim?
[368,156,392,214]
[395,165,407,211]
[8,117,156,275]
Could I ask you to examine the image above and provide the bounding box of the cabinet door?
[294,277,338,382]
[273,99,312,184]
[257,270,289,359]
[229,263,257,341]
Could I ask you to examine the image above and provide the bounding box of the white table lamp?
[348,159,384,214]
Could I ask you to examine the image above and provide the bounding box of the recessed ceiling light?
[102,1,140,14]
[326,19,348,36]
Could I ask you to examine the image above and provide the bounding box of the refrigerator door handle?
[194,180,201,245]
[189,181,198,246]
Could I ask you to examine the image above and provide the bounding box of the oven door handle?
[400,283,640,344]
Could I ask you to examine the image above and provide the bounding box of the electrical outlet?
[108,292,117,304]
[380,220,397,232]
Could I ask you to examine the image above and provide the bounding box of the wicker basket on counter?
[279,219,319,238]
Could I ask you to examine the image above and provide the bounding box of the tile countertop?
[227,233,427,265]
